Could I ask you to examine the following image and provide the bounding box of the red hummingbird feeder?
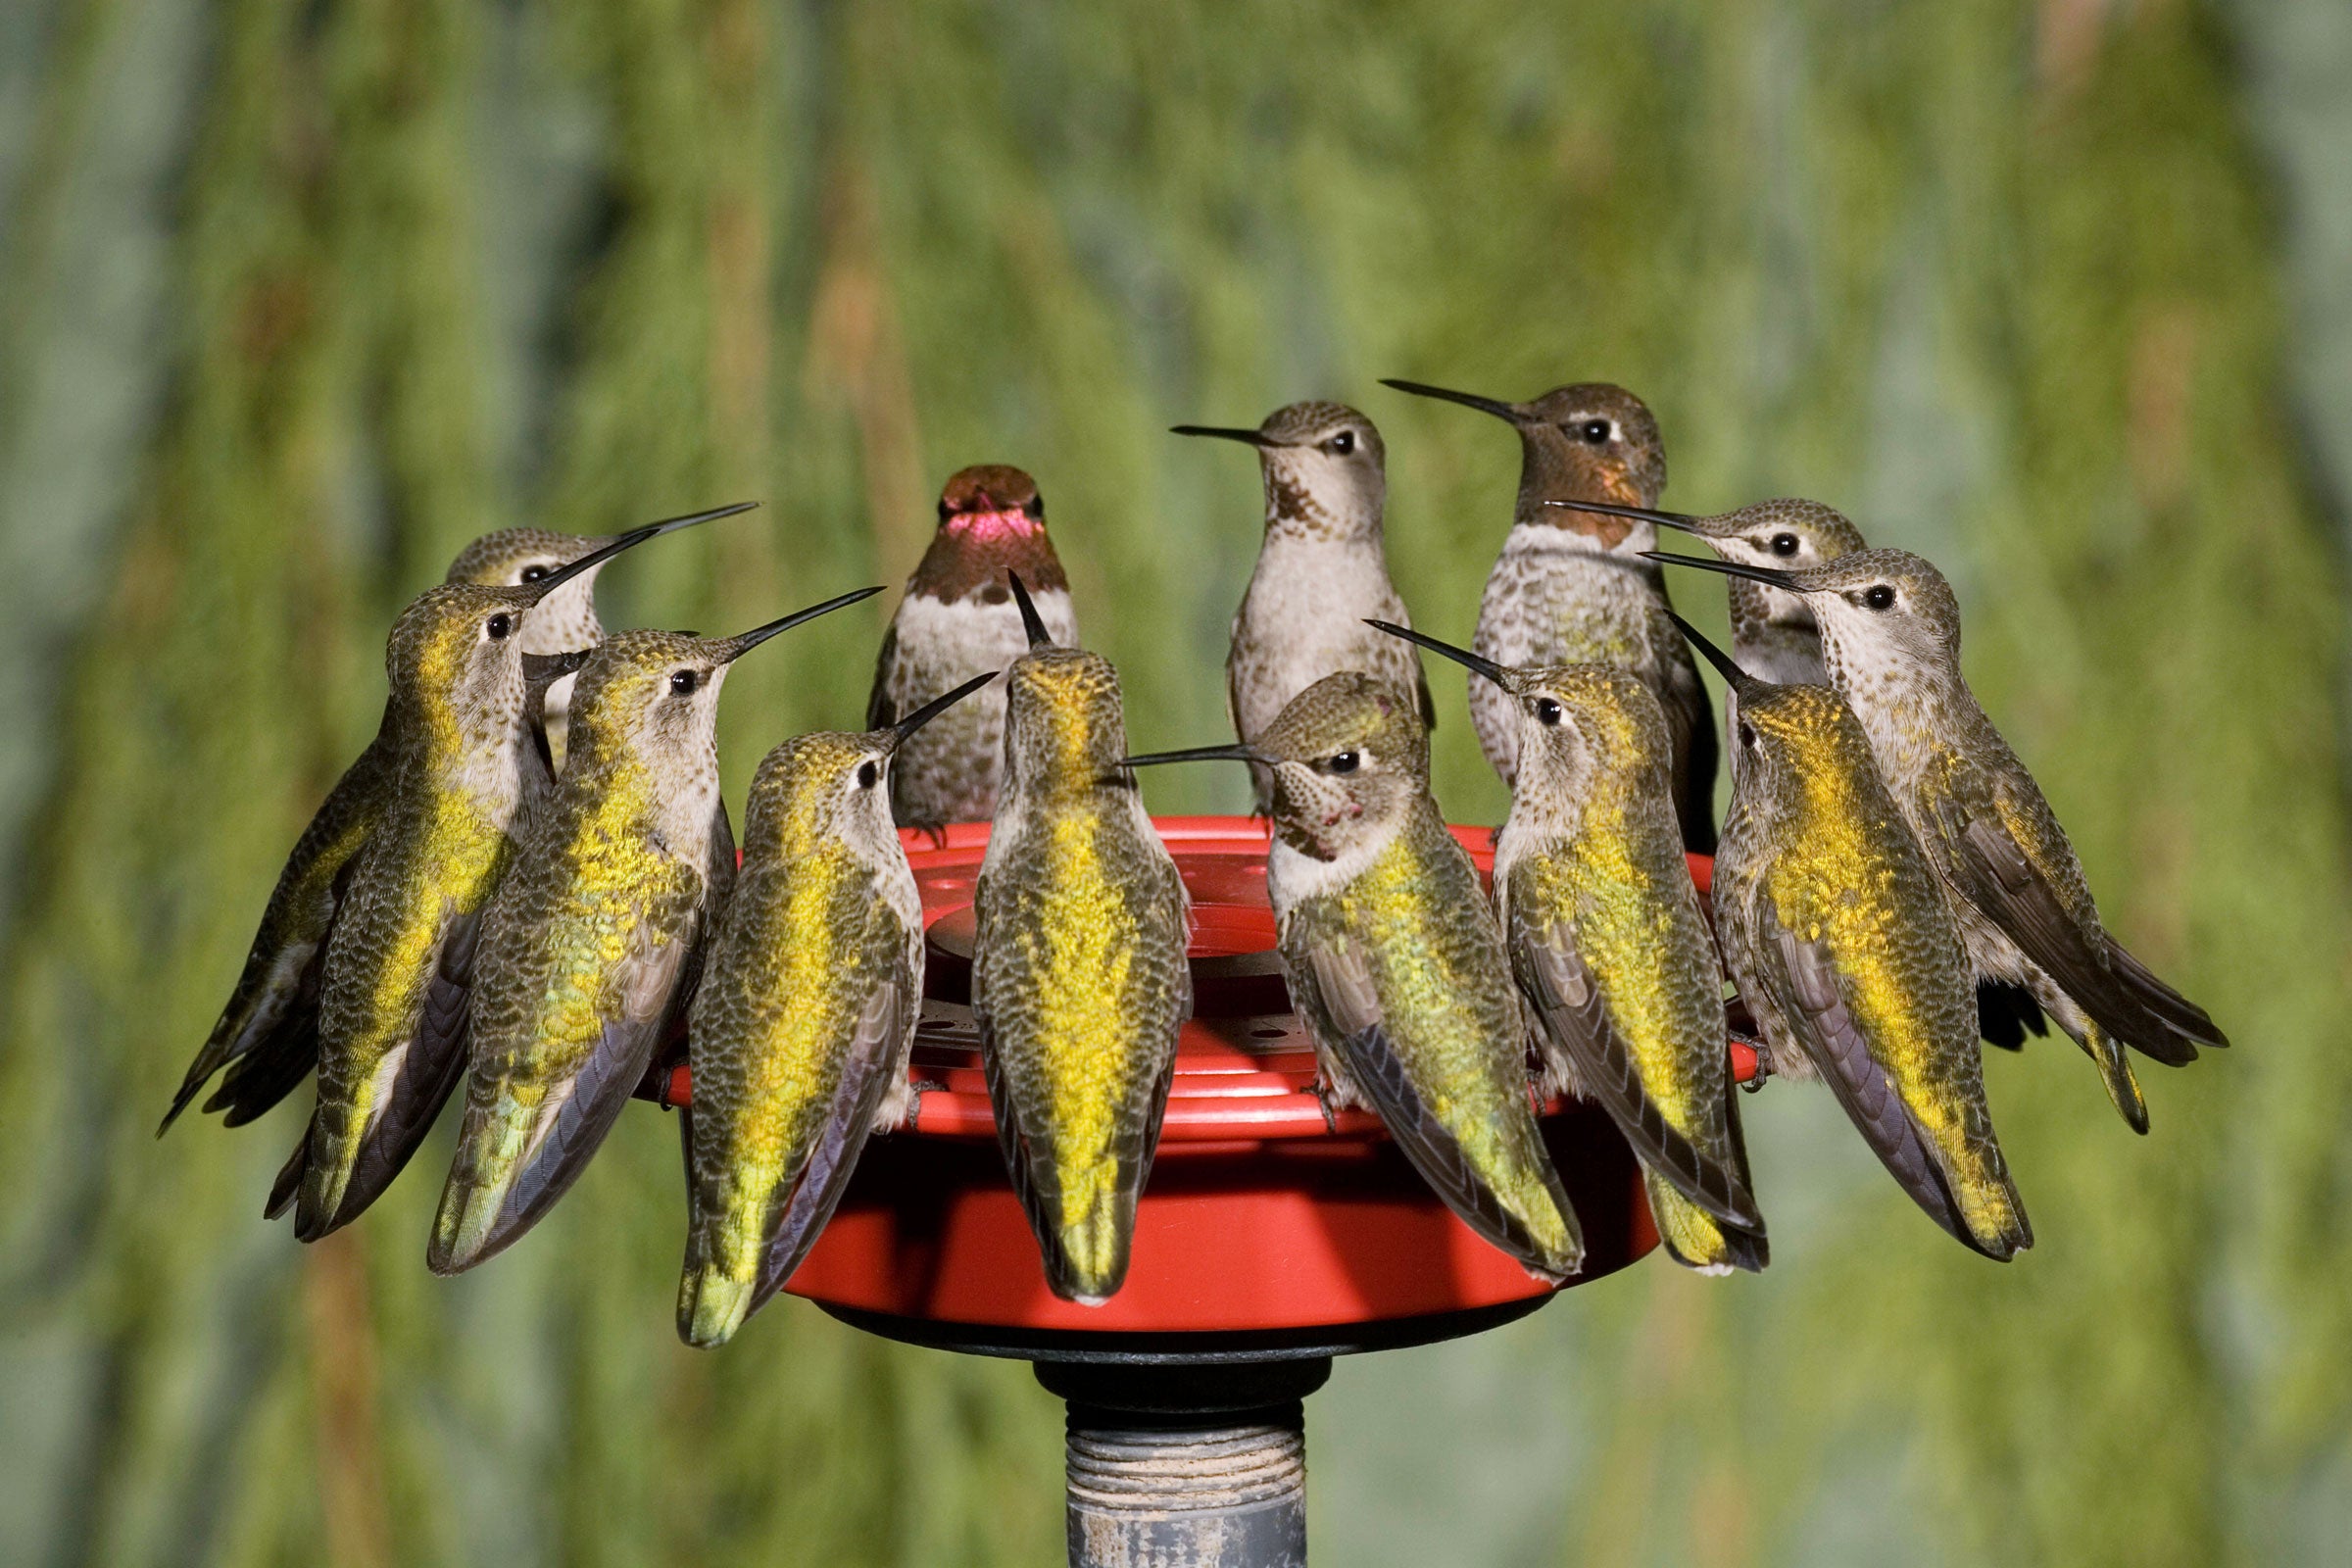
[638,815,1751,1567]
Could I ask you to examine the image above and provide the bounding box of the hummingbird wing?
[430,876,706,1273]
[1935,799,2219,1062]
[748,973,914,1312]
[163,719,392,1135]
[1294,940,1577,1278]
[1511,918,1760,1231]
[1751,905,2022,1259]
[864,621,900,730]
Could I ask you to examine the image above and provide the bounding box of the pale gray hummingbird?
[1652,547,2229,1134]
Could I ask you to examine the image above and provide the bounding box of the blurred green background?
[2,0,2349,1563]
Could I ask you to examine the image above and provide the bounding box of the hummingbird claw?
[1730,1028,1774,1092]
[904,1076,951,1132]
[1310,1078,1343,1136]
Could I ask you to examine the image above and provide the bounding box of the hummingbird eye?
[1325,750,1360,775]
[485,613,514,641]
[1770,533,1800,557]
[668,669,699,696]
[1578,419,1612,444]
[857,760,880,790]
[1862,585,1897,612]
[518,563,552,584]
[1533,698,1564,727]
[1327,431,1355,456]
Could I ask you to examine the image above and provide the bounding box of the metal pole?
[1037,1358,1332,1568]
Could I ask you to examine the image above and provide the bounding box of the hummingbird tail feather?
[204,1013,321,1128]
[2082,1022,2151,1135]
[1974,980,2047,1052]
[1645,1171,1768,1274]
[264,1116,313,1220]
[2101,938,2229,1051]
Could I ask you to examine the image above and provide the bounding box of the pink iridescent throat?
[944,509,1042,543]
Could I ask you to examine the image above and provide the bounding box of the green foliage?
[0,1,2345,1564]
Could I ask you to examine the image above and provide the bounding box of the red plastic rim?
[641,816,1748,1336]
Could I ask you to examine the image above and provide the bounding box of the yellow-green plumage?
[680,729,926,1348]
[1713,677,2030,1258]
[429,631,738,1274]
[973,644,1191,1305]
[1489,662,1763,1274]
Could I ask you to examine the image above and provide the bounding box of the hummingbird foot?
[1731,1027,1774,1092]
[1310,1079,1343,1135]
[902,1076,951,1132]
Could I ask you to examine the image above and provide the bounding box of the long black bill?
[888,668,999,745]
[527,501,759,601]
[1378,378,1521,422]
[1169,424,1273,447]
[519,648,593,692]
[1665,611,1767,697]
[715,585,884,663]
[1005,570,1054,649]
[1545,498,1710,536]
[1640,550,1801,592]
[1364,619,1512,689]
[1117,743,1268,770]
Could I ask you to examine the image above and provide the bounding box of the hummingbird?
[444,510,754,769]
[1170,403,1432,799]
[968,572,1190,1304]
[1650,548,2228,1135]
[158,506,753,1142]
[1367,620,1765,1274]
[1124,671,1585,1282]
[427,586,883,1275]
[675,668,998,1348]
[1674,614,2032,1258]
[1558,495,2051,1056]
[1380,376,1715,852]
[246,514,729,1240]
[867,466,1078,834]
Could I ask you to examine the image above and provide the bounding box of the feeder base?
[1040,1359,1331,1568]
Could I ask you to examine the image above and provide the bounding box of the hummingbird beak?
[1005,570,1054,649]
[713,585,884,663]
[886,668,999,748]
[1545,499,1711,537]
[1641,550,1802,592]
[1117,742,1270,770]
[519,648,593,690]
[1664,611,1769,697]
[1379,378,1523,423]
[1169,424,1275,448]
[525,501,759,602]
[1363,619,1513,690]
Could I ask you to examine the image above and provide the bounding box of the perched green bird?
[1557,495,2050,1055]
[1675,614,2031,1258]
[427,586,882,1274]
[970,572,1191,1304]
[162,506,752,1140]
[445,511,755,768]
[677,668,997,1348]
[1125,671,1584,1282]
[1653,547,2227,1135]
[1368,620,1764,1274]
[251,515,724,1239]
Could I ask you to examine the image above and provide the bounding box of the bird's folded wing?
[1938,803,2206,1063]
[1303,943,1558,1273]
[976,1007,1072,1290]
[458,898,702,1265]
[753,977,911,1310]
[328,905,482,1231]
[1515,919,1758,1230]
[1760,909,1991,1257]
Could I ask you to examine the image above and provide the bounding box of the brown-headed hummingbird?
[867,466,1077,833]
[1380,377,1715,852]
